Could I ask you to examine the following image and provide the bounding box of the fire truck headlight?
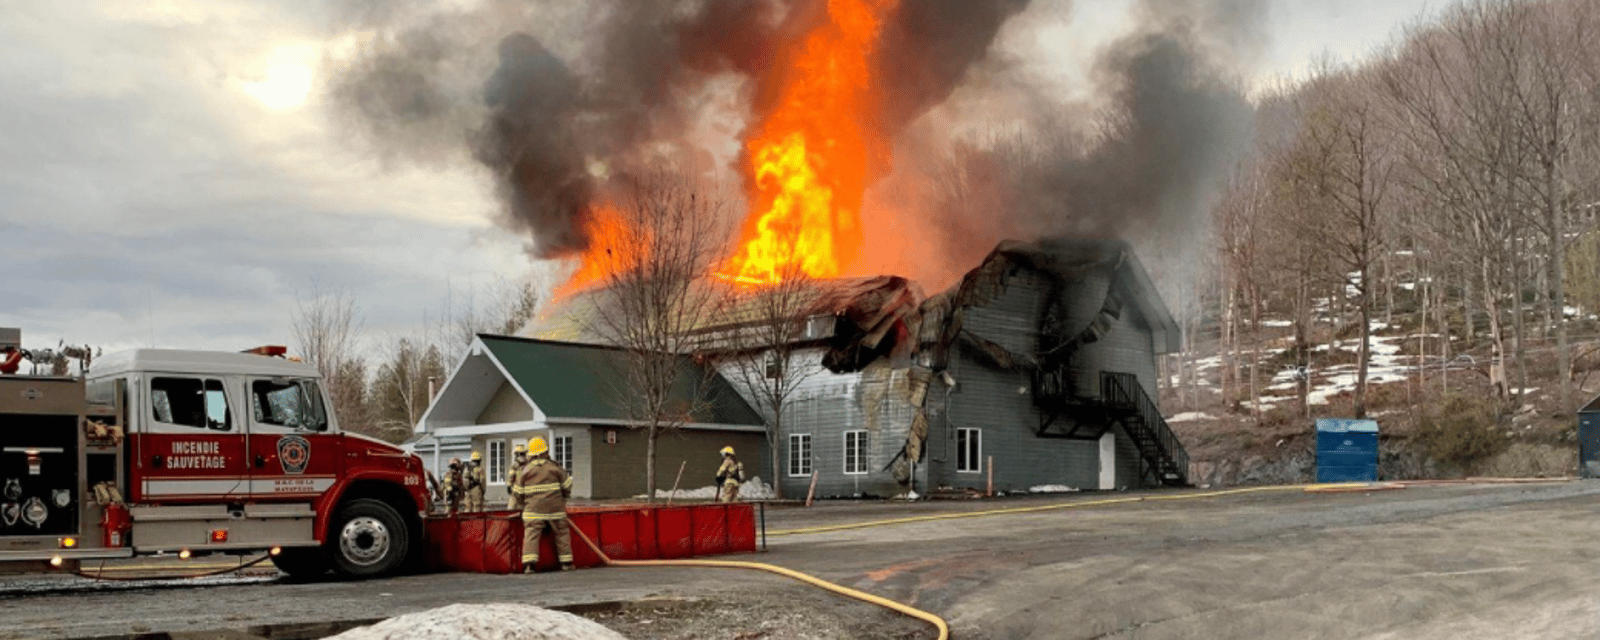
[178,549,192,560]
[49,556,63,567]
[269,546,282,556]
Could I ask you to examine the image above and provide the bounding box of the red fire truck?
[0,340,430,579]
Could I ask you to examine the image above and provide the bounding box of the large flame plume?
[718,0,899,287]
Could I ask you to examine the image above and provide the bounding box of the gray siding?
[1075,292,1160,399]
[933,352,1100,492]
[720,349,914,499]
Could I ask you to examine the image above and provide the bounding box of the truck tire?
[270,547,328,580]
[329,498,409,578]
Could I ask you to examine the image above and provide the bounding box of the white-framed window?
[487,439,506,485]
[956,428,982,473]
[552,435,573,473]
[788,434,812,477]
[844,430,868,475]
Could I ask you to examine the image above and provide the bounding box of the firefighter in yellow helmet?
[464,450,486,512]
[510,436,573,572]
[442,457,464,515]
[715,446,743,503]
[506,442,528,508]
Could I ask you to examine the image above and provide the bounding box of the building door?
[132,375,248,502]
[244,377,341,500]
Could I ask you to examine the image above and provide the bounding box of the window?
[487,440,506,485]
[957,428,982,473]
[151,377,231,431]
[844,431,868,475]
[788,434,812,477]
[250,379,327,431]
[552,436,573,473]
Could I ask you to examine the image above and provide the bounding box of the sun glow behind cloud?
[238,45,316,111]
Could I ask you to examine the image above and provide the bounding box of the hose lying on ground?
[73,554,273,582]
[568,522,950,640]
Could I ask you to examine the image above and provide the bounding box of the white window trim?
[843,430,867,475]
[552,435,573,473]
[488,439,507,485]
[788,433,813,477]
[957,428,982,474]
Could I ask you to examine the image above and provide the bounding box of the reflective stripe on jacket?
[512,458,572,516]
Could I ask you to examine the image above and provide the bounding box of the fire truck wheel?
[269,547,327,580]
[330,498,409,578]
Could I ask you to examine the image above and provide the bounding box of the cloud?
[0,1,539,355]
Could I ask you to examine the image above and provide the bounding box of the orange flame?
[552,204,630,303]
[718,0,898,287]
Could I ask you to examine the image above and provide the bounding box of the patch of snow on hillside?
[1167,412,1214,422]
[326,603,629,640]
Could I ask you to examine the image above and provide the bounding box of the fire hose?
[73,554,273,582]
[569,522,950,640]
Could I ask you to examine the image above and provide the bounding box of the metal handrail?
[1101,372,1188,483]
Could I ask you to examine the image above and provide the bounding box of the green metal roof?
[476,334,764,426]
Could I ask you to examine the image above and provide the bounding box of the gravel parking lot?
[9,481,1600,639]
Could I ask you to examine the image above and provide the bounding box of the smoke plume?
[331,0,1028,261]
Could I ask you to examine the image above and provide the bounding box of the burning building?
[342,0,1252,497]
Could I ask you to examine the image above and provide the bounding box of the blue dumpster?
[1580,394,1600,478]
[1316,418,1379,482]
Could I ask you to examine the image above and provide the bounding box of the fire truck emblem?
[2,478,18,501]
[21,497,46,528]
[52,489,70,509]
[1,502,16,526]
[277,436,311,475]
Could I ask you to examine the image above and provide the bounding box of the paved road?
[9,481,1600,639]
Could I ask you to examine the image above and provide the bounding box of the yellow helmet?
[513,442,526,453]
[470,451,482,461]
[720,446,734,457]
[527,437,549,456]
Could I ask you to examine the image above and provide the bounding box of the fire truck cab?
[0,344,430,579]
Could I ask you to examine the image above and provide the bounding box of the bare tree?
[585,170,731,503]
[368,336,446,441]
[711,260,822,501]
[290,283,370,432]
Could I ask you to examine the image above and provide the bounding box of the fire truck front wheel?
[330,498,410,578]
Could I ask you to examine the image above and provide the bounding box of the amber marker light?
[60,537,78,549]
[210,529,229,543]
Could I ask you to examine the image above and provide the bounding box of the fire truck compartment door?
[244,378,341,500]
[133,376,248,502]
[129,503,317,552]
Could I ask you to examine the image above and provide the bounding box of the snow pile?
[643,476,775,501]
[1029,485,1080,493]
[1167,412,1214,423]
[325,603,628,640]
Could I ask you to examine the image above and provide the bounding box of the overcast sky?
[0,0,1437,359]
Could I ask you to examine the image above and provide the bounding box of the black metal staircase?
[1100,372,1189,487]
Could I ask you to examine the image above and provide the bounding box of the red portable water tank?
[102,503,130,548]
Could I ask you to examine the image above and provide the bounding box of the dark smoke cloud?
[331,0,1027,260]
[872,0,1033,135]
[920,0,1264,281]
[471,33,591,255]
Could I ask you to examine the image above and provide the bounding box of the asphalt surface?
[8,481,1600,639]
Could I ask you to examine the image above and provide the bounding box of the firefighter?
[442,457,464,515]
[464,451,486,512]
[715,446,744,503]
[0,345,22,375]
[506,442,527,508]
[510,436,573,573]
